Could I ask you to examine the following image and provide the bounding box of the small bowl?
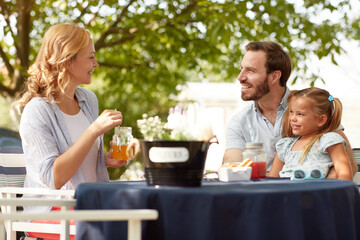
[218,166,252,182]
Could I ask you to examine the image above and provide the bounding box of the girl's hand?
[91,109,123,137]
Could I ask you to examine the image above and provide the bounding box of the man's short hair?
[245,41,292,87]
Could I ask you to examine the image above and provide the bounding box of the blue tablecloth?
[74,179,360,240]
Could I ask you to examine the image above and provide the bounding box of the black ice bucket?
[140,140,210,187]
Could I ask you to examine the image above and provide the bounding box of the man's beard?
[241,75,270,101]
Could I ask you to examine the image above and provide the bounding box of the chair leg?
[0,221,5,240]
[59,218,70,240]
[127,219,141,240]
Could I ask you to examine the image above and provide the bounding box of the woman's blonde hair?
[282,87,343,164]
[17,23,91,106]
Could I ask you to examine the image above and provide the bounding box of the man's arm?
[223,149,243,163]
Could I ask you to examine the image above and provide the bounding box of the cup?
[112,127,134,161]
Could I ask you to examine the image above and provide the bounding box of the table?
[74,179,360,240]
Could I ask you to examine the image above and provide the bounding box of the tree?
[1,0,358,178]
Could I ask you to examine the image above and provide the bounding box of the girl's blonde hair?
[282,87,343,164]
[17,23,91,106]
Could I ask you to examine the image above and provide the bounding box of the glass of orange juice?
[112,127,133,161]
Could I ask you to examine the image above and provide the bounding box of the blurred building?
[177,81,246,171]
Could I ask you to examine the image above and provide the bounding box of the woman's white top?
[60,109,99,183]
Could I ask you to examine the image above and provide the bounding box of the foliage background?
[1,0,360,179]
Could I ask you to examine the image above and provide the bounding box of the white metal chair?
[0,187,75,240]
[0,196,158,240]
[0,148,159,239]
[0,147,76,239]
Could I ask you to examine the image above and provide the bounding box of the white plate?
[218,166,252,182]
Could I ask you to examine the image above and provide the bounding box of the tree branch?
[84,1,106,27]
[0,81,15,99]
[104,23,153,36]
[95,0,136,50]
[174,0,199,19]
[84,11,99,28]
[95,1,200,50]
[100,34,137,48]
[98,60,151,69]
[0,43,14,79]
[16,0,34,68]
[0,0,21,56]
[73,1,91,24]
[73,0,105,26]
[0,0,9,16]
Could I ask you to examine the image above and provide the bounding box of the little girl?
[268,87,352,181]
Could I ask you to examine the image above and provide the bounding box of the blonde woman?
[17,23,126,239]
[268,87,352,181]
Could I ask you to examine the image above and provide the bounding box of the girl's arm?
[328,143,352,181]
[267,154,284,177]
[336,129,357,175]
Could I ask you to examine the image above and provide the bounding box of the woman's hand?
[105,148,127,167]
[91,109,123,137]
[127,138,141,160]
[105,140,139,168]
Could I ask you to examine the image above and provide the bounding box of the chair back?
[0,148,26,188]
[353,148,360,166]
[352,148,360,185]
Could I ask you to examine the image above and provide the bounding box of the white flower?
[193,124,214,142]
[137,106,215,142]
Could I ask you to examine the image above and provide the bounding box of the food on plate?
[221,159,253,168]
[218,160,253,182]
[240,158,253,167]
[221,162,239,168]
